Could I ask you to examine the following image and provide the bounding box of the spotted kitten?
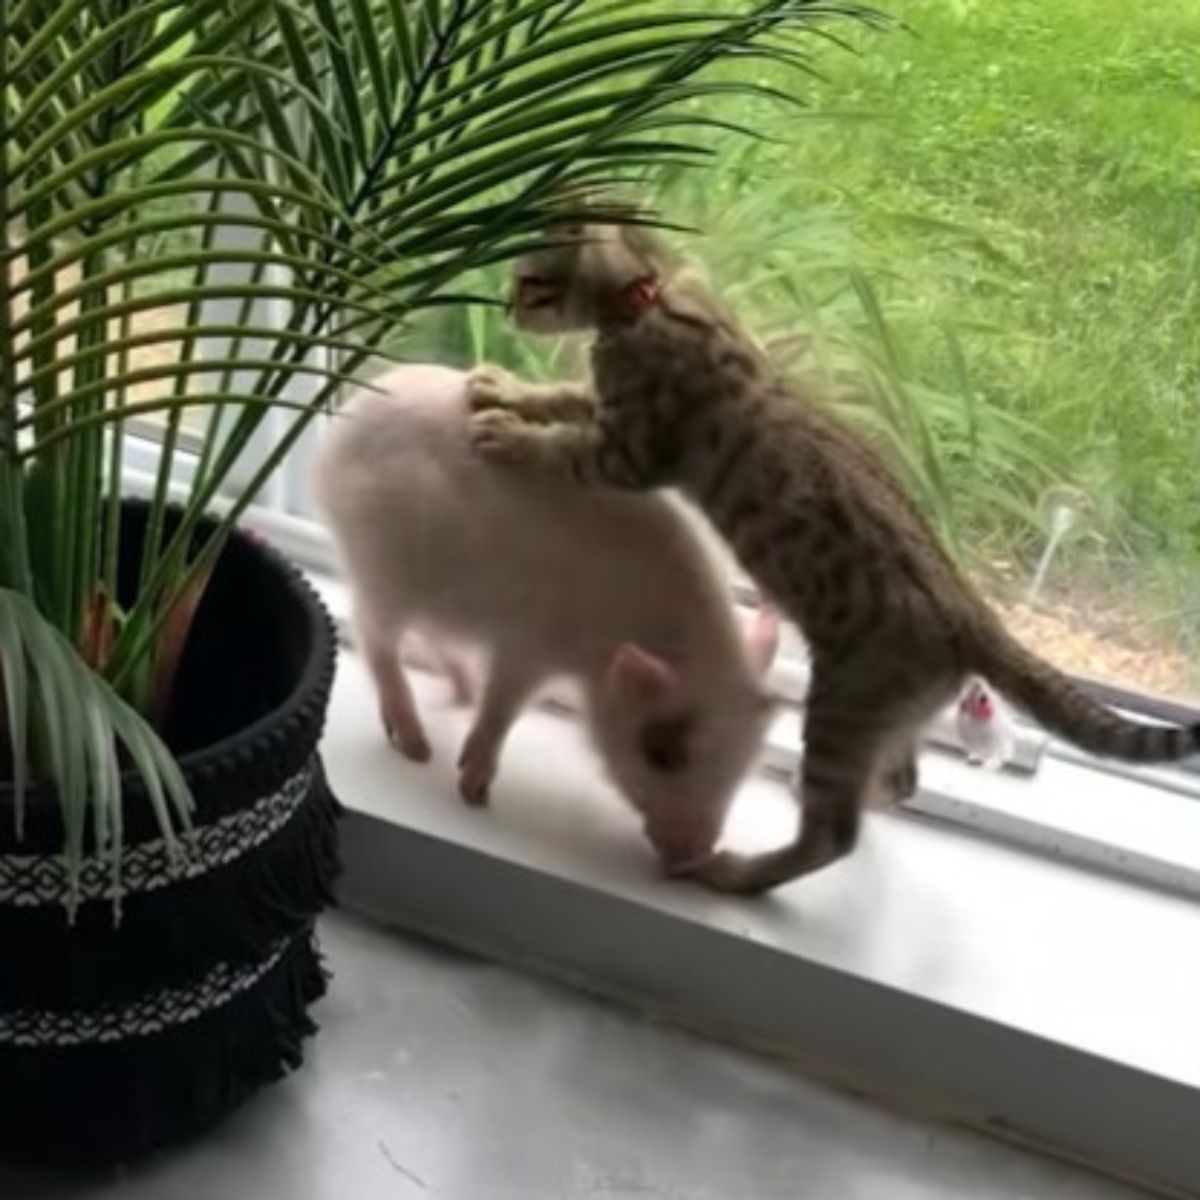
[467,219,1200,896]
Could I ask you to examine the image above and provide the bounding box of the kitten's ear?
[746,602,781,676]
[606,644,679,702]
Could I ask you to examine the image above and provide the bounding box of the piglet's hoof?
[390,731,432,763]
[457,746,494,807]
[383,712,431,763]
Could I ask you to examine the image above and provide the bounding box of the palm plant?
[0,0,886,901]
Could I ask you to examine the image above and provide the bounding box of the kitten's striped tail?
[971,622,1200,763]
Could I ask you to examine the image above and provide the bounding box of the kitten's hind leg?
[691,715,878,897]
[693,703,883,895]
[357,612,431,762]
[691,674,945,894]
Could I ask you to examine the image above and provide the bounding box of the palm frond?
[0,588,192,916]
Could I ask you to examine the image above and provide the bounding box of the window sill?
[323,644,1200,1199]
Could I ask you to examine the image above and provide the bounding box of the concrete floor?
[5,911,1148,1200]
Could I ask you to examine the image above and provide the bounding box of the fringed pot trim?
[0,936,293,1047]
[0,763,315,909]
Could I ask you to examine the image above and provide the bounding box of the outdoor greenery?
[423,0,1200,691]
[0,0,881,902]
[779,0,1200,657]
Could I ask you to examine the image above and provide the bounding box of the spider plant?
[0,0,887,901]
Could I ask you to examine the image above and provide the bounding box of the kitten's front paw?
[470,408,537,464]
[466,364,524,412]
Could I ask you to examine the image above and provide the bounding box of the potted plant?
[0,0,878,1166]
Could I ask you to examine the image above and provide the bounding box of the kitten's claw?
[466,364,523,412]
[470,408,536,463]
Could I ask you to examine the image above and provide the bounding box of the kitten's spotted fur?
[467,220,1200,896]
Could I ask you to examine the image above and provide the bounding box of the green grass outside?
[718,0,1199,686]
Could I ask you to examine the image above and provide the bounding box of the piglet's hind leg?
[457,661,539,807]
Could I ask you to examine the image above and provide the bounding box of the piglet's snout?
[644,813,722,875]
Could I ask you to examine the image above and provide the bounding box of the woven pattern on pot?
[0,761,315,908]
[0,934,293,1047]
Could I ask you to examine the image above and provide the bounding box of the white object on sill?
[955,677,1018,771]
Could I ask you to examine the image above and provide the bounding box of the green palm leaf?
[0,588,192,916]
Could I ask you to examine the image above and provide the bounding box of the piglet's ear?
[605,644,678,702]
[746,602,781,676]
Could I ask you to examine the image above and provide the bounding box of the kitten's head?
[506,219,673,333]
[585,610,778,873]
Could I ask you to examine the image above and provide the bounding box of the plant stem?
[101,207,140,624]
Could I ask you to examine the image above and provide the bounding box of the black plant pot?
[0,501,341,1166]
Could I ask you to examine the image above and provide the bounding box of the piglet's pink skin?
[314,364,776,871]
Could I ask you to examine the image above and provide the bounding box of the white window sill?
[322,643,1200,1199]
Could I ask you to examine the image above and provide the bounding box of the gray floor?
[5,911,1148,1200]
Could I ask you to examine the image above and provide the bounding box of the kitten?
[466,221,1200,895]
[313,363,777,871]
